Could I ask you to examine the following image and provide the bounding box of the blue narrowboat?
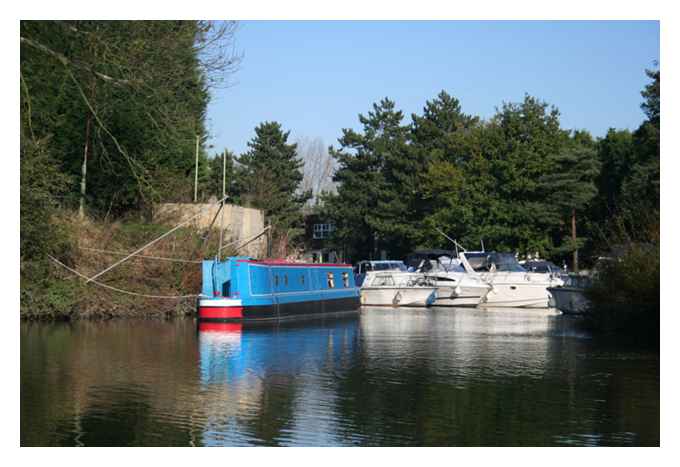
[198,257,361,322]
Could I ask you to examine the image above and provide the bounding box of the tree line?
[20,20,659,272]
[321,70,659,267]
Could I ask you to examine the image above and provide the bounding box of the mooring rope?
[79,247,203,264]
[219,225,271,254]
[85,195,228,284]
[48,255,200,300]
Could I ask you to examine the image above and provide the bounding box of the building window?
[313,223,335,239]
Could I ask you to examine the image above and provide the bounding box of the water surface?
[20,307,659,446]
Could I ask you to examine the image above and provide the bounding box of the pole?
[194,134,199,203]
[218,150,226,260]
[572,208,578,273]
[267,220,272,258]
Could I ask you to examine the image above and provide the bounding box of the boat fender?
[392,291,402,306]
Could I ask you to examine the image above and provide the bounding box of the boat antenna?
[434,227,467,252]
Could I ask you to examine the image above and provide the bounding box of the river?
[20,307,659,446]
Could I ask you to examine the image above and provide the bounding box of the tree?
[206,149,241,203]
[238,122,311,256]
[296,136,337,207]
[20,21,241,216]
[422,94,571,256]
[539,132,601,271]
[326,98,418,260]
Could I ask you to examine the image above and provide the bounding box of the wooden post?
[572,208,578,273]
[194,134,199,203]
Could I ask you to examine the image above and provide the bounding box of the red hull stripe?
[198,306,243,319]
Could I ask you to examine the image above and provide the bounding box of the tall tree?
[326,98,417,260]
[238,122,311,256]
[539,131,601,271]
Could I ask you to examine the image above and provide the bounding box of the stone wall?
[153,203,266,257]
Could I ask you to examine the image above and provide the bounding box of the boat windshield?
[488,253,526,272]
[373,261,407,271]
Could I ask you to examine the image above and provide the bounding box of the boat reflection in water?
[197,317,360,446]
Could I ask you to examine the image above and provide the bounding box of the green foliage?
[585,242,659,346]
[20,21,239,317]
[205,150,242,203]
[20,20,236,216]
[420,94,573,258]
[238,122,311,255]
[326,98,425,259]
[20,135,72,261]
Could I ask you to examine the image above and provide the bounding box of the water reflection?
[197,318,359,446]
[21,309,659,446]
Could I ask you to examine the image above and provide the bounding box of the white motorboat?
[360,271,437,307]
[459,252,564,308]
[405,250,491,307]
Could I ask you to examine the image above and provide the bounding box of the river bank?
[20,213,222,320]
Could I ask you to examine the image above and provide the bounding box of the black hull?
[199,296,361,323]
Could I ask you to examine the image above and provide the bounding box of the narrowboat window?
[284,274,288,286]
[327,272,335,288]
[300,274,305,285]
[342,272,349,287]
[274,275,279,287]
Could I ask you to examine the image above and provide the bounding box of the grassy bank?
[20,212,229,320]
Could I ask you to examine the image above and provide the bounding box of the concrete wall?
[153,203,266,257]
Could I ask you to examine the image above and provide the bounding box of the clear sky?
[205,20,659,156]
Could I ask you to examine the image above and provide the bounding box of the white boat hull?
[428,273,491,307]
[432,284,490,307]
[360,287,436,307]
[478,273,561,308]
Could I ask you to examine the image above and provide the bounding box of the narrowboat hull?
[198,296,360,322]
[198,257,361,322]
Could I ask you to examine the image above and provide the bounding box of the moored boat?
[353,260,408,287]
[198,257,361,322]
[548,275,592,315]
[360,271,437,307]
[405,250,491,307]
[460,252,564,308]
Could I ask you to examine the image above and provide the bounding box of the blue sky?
[205,20,659,156]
